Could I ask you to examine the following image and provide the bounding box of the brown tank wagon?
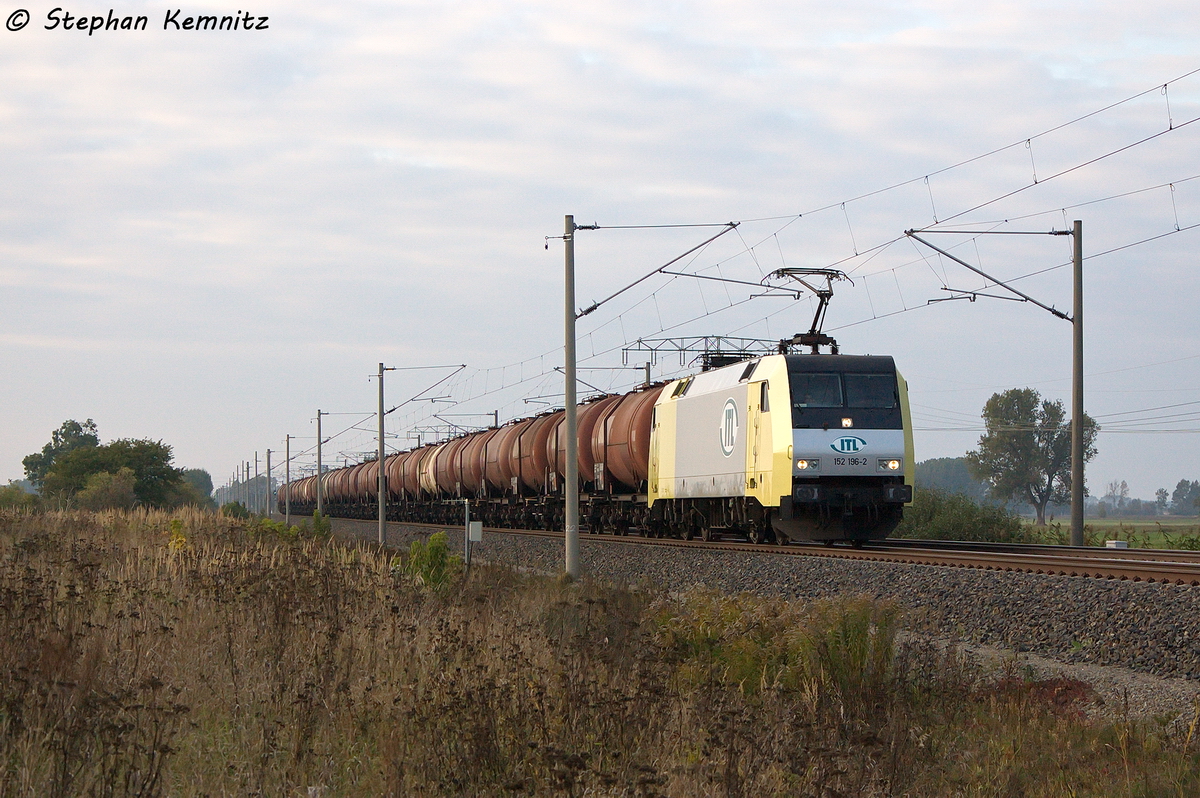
[596,386,663,490]
[516,412,561,492]
[401,446,434,497]
[459,427,499,495]
[434,435,473,496]
[564,394,623,483]
[484,420,527,494]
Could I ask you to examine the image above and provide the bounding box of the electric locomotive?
[647,352,913,543]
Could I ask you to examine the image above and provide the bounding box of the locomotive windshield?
[786,355,902,429]
[790,374,842,408]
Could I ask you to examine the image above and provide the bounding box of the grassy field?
[1077,518,1200,549]
[896,489,1200,549]
[1,508,1198,796]
[1023,518,1200,549]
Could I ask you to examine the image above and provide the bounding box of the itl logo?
[719,398,739,457]
[831,436,867,454]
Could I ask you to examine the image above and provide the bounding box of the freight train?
[279,352,914,544]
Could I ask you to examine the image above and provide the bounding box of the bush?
[312,510,331,536]
[653,590,898,707]
[255,517,303,541]
[74,467,138,511]
[895,488,1031,542]
[400,531,459,591]
[0,483,36,510]
[220,501,250,519]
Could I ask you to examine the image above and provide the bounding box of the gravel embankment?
[331,518,1200,719]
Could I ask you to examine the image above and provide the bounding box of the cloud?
[0,0,1197,496]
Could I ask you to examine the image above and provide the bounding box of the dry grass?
[0,507,1197,797]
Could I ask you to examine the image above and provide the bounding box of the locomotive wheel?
[747,527,765,545]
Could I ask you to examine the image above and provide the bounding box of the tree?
[182,469,213,499]
[166,478,215,509]
[965,388,1098,526]
[1156,488,1170,514]
[22,419,99,487]
[1171,480,1200,516]
[41,438,184,508]
[1104,479,1130,511]
[0,482,37,510]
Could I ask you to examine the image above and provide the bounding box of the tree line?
[1,419,214,511]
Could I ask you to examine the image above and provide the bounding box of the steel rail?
[334,518,1200,587]
[879,537,1200,564]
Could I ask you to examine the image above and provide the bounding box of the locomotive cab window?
[790,373,842,408]
[844,374,898,408]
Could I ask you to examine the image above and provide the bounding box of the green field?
[1029,517,1200,549]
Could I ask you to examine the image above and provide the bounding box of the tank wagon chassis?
[287,492,789,543]
[280,353,914,545]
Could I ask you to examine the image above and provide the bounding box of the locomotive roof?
[783,354,896,374]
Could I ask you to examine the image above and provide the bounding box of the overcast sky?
[2,1,1198,502]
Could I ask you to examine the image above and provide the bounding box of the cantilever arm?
[905,231,1071,321]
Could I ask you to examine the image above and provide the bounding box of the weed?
[400,530,460,591]
[220,501,249,519]
[167,517,188,550]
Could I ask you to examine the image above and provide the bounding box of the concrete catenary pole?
[564,214,580,579]
[265,449,272,517]
[285,435,291,527]
[378,362,388,546]
[1071,220,1085,547]
[254,452,260,515]
[316,410,324,518]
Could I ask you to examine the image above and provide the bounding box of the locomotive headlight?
[796,458,819,471]
[878,459,901,471]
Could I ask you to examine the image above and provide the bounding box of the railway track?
[350,518,1200,587]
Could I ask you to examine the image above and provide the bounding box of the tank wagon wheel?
[701,527,715,543]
